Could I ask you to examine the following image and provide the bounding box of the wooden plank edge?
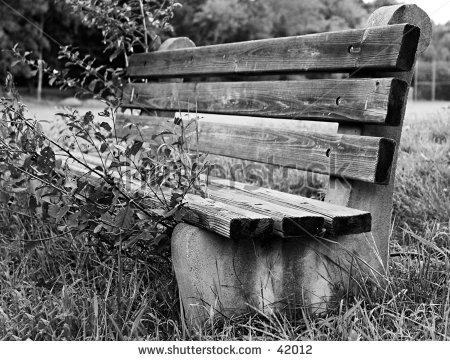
[209,177,372,236]
[127,24,418,77]
[386,78,409,126]
[397,24,420,71]
[206,186,325,236]
[330,213,372,236]
[374,137,397,184]
[180,194,274,239]
[280,216,324,237]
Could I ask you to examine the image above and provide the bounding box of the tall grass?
[0,102,449,340]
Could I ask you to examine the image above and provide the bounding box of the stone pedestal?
[171,223,384,326]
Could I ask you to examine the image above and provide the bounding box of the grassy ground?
[0,100,449,340]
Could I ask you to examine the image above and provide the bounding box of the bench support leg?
[172,223,385,327]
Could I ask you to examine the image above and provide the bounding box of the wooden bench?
[68,4,432,324]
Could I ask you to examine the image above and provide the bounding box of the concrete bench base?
[171,223,384,326]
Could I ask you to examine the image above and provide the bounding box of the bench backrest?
[121,22,417,184]
[118,4,432,267]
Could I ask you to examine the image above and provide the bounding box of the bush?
[0,0,209,326]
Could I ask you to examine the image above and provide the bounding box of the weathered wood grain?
[116,114,396,184]
[154,193,274,240]
[60,153,365,238]
[62,158,274,240]
[127,24,419,77]
[66,157,323,238]
[205,186,324,237]
[60,152,366,237]
[122,78,408,125]
[59,152,372,236]
[209,178,371,236]
[63,153,326,237]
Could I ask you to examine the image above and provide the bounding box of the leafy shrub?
[0,0,208,267]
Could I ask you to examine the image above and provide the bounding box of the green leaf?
[56,205,70,223]
[100,122,112,132]
[28,195,38,214]
[114,205,134,233]
[122,119,133,129]
[48,204,61,219]
[37,146,56,173]
[152,130,173,140]
[83,111,95,124]
[126,140,143,157]
[94,132,106,142]
[67,122,82,131]
[161,207,178,220]
[93,224,103,234]
[110,161,130,168]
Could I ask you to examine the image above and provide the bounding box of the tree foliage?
[190,0,273,44]
[1,0,450,90]
[173,0,370,45]
[266,0,368,37]
[0,0,51,79]
[64,0,180,63]
[422,23,450,62]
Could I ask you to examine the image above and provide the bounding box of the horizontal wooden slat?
[58,151,373,236]
[61,152,369,236]
[60,153,325,237]
[58,152,368,237]
[205,186,324,237]
[209,178,371,236]
[127,24,419,77]
[116,114,396,184]
[153,193,273,240]
[123,78,408,125]
[61,157,274,239]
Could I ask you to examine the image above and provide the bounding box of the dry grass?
[0,100,449,340]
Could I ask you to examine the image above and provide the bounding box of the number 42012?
[277,345,312,354]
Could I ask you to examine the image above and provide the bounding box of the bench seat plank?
[127,24,419,77]
[61,153,370,237]
[204,186,325,237]
[122,78,408,125]
[116,114,396,184]
[63,154,325,237]
[209,178,371,236]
